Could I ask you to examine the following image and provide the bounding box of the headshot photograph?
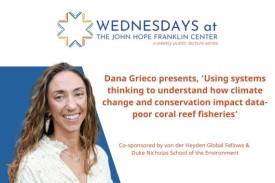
[1,63,118,183]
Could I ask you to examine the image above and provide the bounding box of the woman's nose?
[66,97,77,111]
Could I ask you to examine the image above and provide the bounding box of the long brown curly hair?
[8,63,99,182]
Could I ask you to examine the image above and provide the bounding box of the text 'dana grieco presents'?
[102,74,267,120]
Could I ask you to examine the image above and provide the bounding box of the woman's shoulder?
[95,145,108,156]
[16,142,54,182]
[92,145,109,162]
[20,136,61,167]
[21,144,46,164]
[88,145,112,182]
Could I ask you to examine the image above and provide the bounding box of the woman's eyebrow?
[73,87,85,92]
[51,87,85,94]
[52,90,65,95]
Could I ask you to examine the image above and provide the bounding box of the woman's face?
[47,71,87,135]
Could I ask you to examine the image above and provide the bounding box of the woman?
[8,63,112,183]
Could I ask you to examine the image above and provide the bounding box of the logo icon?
[57,12,93,48]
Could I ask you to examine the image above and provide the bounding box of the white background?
[1,0,275,182]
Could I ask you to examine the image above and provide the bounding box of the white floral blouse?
[15,136,113,183]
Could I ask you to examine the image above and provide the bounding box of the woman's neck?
[50,132,82,154]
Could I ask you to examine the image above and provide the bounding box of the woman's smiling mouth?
[63,113,80,120]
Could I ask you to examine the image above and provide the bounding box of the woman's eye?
[75,92,83,97]
[55,96,65,101]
